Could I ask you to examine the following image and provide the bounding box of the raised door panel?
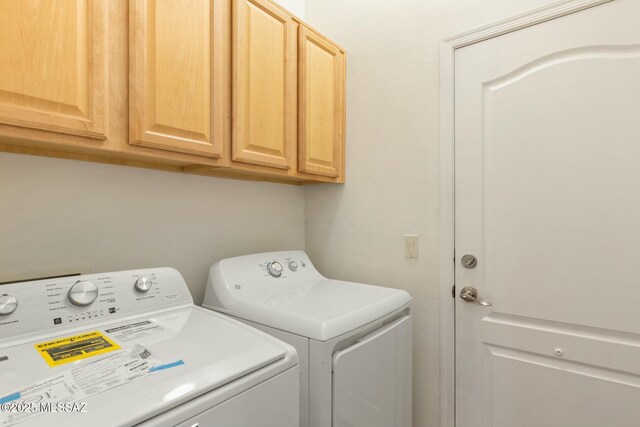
[130,0,225,158]
[232,0,296,169]
[298,26,344,178]
[0,0,107,139]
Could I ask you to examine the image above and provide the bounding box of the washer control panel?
[0,268,192,340]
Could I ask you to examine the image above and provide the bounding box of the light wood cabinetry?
[0,0,345,185]
[298,24,345,178]
[130,0,228,157]
[232,0,297,169]
[0,0,108,140]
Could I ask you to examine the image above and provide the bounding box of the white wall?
[303,1,557,426]
[274,0,305,18]
[0,153,305,303]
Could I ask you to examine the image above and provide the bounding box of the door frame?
[438,1,613,426]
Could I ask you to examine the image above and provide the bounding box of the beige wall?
[276,0,305,18]
[0,152,305,303]
[303,1,556,426]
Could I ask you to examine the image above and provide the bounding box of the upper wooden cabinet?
[0,0,345,185]
[130,0,227,158]
[298,25,345,179]
[0,0,107,139]
[231,0,297,169]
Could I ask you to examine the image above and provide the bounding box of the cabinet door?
[130,0,226,158]
[232,0,296,169]
[298,26,345,178]
[0,0,107,139]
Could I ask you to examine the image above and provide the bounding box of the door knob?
[460,286,492,306]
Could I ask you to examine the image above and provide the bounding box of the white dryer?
[0,267,299,427]
[203,251,413,427]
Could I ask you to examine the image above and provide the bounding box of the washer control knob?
[134,277,153,293]
[68,281,99,307]
[267,262,283,277]
[288,261,298,272]
[0,295,18,315]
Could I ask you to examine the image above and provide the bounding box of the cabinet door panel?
[232,0,296,169]
[130,0,224,158]
[0,0,107,139]
[298,26,345,178]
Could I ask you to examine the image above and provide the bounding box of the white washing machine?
[203,251,413,427]
[0,267,299,427]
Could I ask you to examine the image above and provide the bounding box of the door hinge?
[451,285,456,298]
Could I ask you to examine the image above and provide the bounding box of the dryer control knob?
[288,261,298,271]
[68,281,99,307]
[0,294,18,315]
[134,277,153,293]
[267,262,283,277]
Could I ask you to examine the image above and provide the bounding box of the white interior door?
[455,1,640,426]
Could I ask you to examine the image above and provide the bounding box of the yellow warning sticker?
[34,331,120,367]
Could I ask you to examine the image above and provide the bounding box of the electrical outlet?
[404,235,419,259]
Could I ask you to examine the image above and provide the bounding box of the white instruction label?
[0,345,160,426]
[104,321,165,343]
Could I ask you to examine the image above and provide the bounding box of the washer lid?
[0,307,297,426]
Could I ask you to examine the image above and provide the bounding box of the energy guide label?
[34,331,120,367]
